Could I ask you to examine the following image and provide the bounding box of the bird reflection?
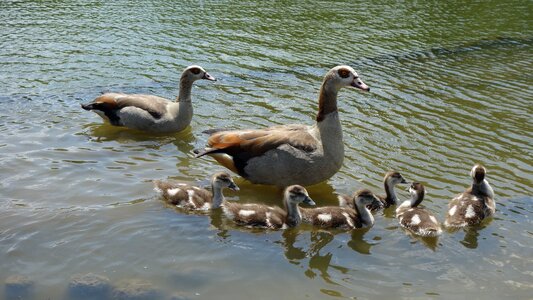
[347,228,374,254]
[400,229,440,251]
[82,122,194,146]
[278,227,374,283]
[208,209,231,241]
[446,218,492,249]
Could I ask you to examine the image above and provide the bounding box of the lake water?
[1,1,532,299]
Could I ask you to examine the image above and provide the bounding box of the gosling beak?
[351,77,370,91]
[401,178,409,184]
[202,72,217,81]
[303,196,316,206]
[228,182,239,191]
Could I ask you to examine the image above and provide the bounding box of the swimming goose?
[339,171,408,211]
[153,172,238,210]
[301,189,380,229]
[223,185,316,229]
[81,65,216,133]
[194,65,369,186]
[444,164,495,227]
[396,182,442,237]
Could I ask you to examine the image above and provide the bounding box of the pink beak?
[351,78,370,91]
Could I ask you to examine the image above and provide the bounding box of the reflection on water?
[83,123,195,147]
[348,229,375,255]
[1,0,532,298]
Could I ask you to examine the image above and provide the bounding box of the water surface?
[1,1,532,299]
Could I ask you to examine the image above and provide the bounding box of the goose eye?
[190,68,201,75]
[338,68,350,78]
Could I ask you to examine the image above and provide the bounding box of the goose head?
[353,189,381,208]
[183,65,216,82]
[385,171,409,186]
[284,185,316,206]
[326,65,369,92]
[470,164,486,184]
[407,182,425,207]
[211,172,239,191]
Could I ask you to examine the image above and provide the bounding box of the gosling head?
[284,185,316,206]
[327,65,369,92]
[353,189,381,208]
[211,172,239,191]
[407,182,425,207]
[183,65,216,82]
[470,164,486,184]
[385,171,409,186]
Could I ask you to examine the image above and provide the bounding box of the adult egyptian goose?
[223,185,316,229]
[396,182,442,237]
[339,171,409,211]
[194,65,369,186]
[301,189,380,229]
[81,65,216,133]
[444,165,495,227]
[153,172,238,210]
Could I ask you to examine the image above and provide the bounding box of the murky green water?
[1,1,532,299]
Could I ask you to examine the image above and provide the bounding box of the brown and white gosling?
[223,185,316,229]
[153,172,239,210]
[396,182,442,237]
[444,164,495,228]
[81,65,216,133]
[302,189,380,229]
[339,171,409,211]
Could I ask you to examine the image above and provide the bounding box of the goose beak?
[303,196,316,206]
[202,72,217,81]
[351,78,369,91]
[401,178,409,184]
[228,182,239,191]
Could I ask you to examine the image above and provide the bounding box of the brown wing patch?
[94,94,119,108]
[207,128,317,154]
[204,127,317,176]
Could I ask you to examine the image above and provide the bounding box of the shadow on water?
[445,218,493,249]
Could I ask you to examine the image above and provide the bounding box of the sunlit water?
[1,1,532,299]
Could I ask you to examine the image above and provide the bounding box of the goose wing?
[197,124,318,157]
[195,125,318,175]
[83,93,169,119]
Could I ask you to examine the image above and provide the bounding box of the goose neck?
[410,192,424,208]
[177,77,194,102]
[473,179,494,200]
[354,199,374,227]
[384,179,398,205]
[211,182,224,208]
[284,199,302,227]
[316,81,339,122]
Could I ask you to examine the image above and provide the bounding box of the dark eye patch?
[190,67,201,75]
[338,68,350,78]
